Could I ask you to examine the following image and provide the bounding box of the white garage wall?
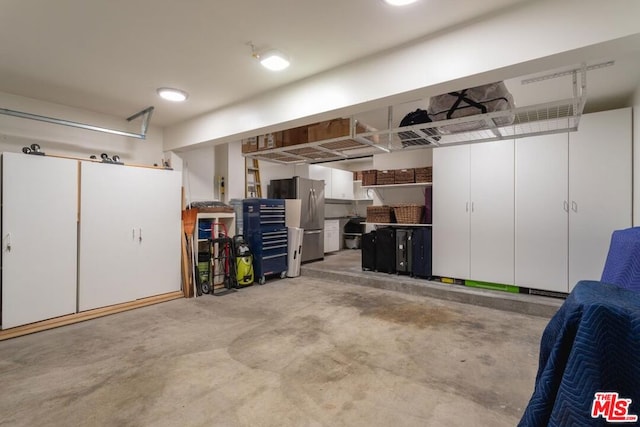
[164,0,640,150]
[373,149,433,170]
[180,146,215,205]
[0,91,165,165]
[226,141,245,201]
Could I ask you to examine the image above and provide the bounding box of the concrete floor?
[0,252,554,426]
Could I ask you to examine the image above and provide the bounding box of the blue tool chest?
[242,198,288,284]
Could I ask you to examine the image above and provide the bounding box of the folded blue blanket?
[519,281,640,426]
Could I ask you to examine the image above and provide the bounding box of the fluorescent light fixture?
[157,87,189,102]
[384,0,418,5]
[258,50,290,71]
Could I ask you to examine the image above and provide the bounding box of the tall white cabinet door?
[2,153,78,328]
[568,108,632,290]
[309,165,332,198]
[433,145,470,279]
[135,168,182,298]
[79,163,140,311]
[331,168,354,199]
[469,140,514,284]
[515,133,569,292]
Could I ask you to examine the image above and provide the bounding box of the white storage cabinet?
[516,108,632,292]
[309,164,354,200]
[324,219,341,253]
[330,168,354,200]
[79,162,182,311]
[433,139,514,284]
[1,153,79,329]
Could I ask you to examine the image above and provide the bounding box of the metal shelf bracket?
[0,106,155,140]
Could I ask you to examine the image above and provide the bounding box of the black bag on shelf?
[427,82,515,134]
[398,108,440,147]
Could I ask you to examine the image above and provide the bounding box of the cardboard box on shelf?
[308,118,351,142]
[241,137,258,153]
[258,132,284,150]
[282,126,311,147]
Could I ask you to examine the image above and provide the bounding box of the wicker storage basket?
[362,170,377,186]
[415,167,433,183]
[367,205,393,223]
[394,168,415,184]
[376,170,395,185]
[393,204,424,224]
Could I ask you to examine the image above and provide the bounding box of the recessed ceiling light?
[258,49,290,71]
[383,0,418,5]
[157,87,188,102]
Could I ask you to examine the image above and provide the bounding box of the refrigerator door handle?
[305,230,322,235]
[310,188,315,222]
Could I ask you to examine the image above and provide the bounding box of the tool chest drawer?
[243,198,288,284]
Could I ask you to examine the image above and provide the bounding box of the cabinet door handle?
[563,201,569,212]
[465,202,469,212]
[571,201,578,212]
[139,228,143,242]
[471,202,475,213]
[5,233,11,252]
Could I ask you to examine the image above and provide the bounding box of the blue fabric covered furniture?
[601,227,640,292]
[519,281,640,426]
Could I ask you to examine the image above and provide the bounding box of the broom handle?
[191,236,197,297]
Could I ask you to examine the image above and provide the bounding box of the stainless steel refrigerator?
[269,177,324,262]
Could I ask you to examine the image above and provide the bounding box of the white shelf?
[362,182,432,189]
[364,222,432,227]
[242,85,586,165]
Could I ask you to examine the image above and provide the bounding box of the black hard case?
[361,231,377,271]
[375,227,397,274]
[411,228,433,279]
[395,229,412,274]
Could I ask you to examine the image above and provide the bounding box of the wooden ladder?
[245,158,262,198]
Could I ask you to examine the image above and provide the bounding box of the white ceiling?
[1,0,639,132]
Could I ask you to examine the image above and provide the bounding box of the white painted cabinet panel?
[310,165,354,200]
[2,153,78,329]
[134,168,182,298]
[433,145,470,279]
[79,163,182,311]
[514,108,631,293]
[469,140,514,284]
[324,219,340,253]
[515,133,569,292]
[330,168,354,199]
[79,163,141,310]
[433,141,514,284]
[568,108,632,290]
[309,164,332,198]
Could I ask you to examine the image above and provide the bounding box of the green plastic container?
[465,280,520,293]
